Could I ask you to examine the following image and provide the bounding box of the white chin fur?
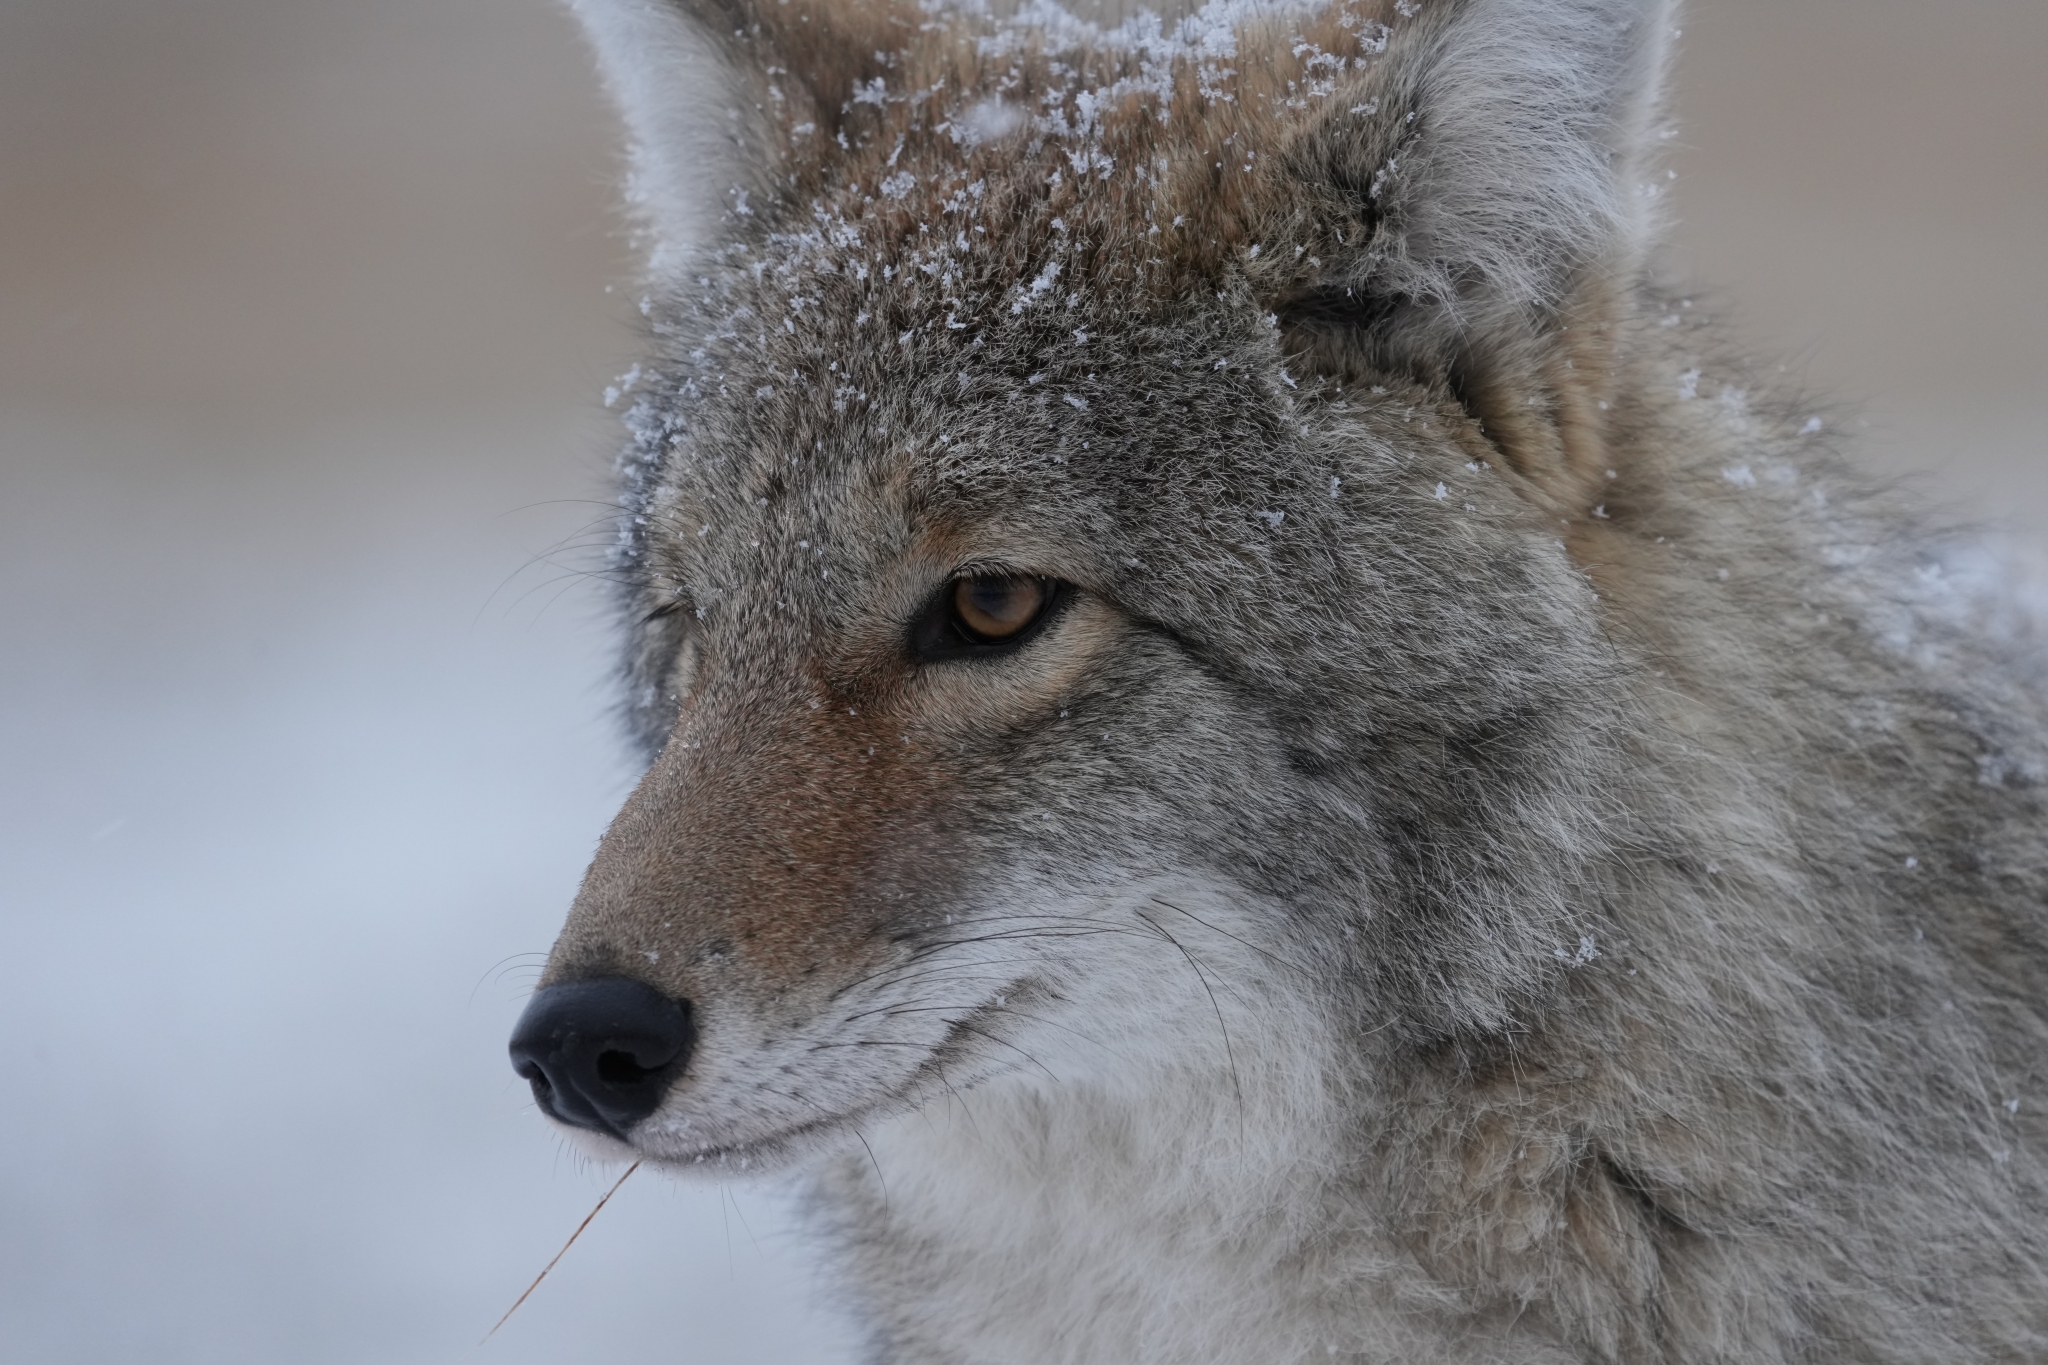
[551,1118,641,1167]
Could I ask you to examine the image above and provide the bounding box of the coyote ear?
[1271,0,1676,514]
[567,0,897,271]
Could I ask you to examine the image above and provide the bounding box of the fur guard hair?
[534,0,2048,1358]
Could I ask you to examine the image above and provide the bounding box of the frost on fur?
[529,1,2048,1361]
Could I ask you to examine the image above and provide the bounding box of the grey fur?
[533,0,2048,1359]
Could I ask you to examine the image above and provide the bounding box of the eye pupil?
[953,575,1047,641]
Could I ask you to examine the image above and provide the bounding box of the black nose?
[508,976,694,1141]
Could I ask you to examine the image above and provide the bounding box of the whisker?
[469,951,549,1009]
[1134,908,1246,1141]
[806,1039,931,1050]
[1148,897,1319,979]
[825,915,1174,1001]
[853,1126,890,1216]
[870,1008,1061,1083]
[726,1185,765,1258]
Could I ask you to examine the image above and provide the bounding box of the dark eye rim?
[911,573,1069,662]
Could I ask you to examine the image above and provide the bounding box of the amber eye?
[952,575,1048,642]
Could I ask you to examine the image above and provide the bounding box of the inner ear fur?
[1249,0,1676,518]
[570,0,924,266]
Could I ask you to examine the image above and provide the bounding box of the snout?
[508,976,694,1141]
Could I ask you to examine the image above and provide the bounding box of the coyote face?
[511,0,2048,1358]
[517,0,1637,1169]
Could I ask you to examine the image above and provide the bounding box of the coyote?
[508,0,2048,1358]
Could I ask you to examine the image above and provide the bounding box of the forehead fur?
[751,0,1401,280]
[618,0,1407,577]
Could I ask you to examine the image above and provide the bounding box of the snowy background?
[1,1,2042,1361]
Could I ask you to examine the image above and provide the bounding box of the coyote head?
[512,0,1673,1169]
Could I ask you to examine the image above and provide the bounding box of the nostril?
[507,976,695,1140]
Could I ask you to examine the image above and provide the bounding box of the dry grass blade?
[479,1160,641,1346]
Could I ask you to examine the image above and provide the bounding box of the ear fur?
[569,0,748,273]
[1266,0,1677,513]
[567,0,907,272]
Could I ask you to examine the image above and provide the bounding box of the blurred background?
[0,1,2041,1360]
